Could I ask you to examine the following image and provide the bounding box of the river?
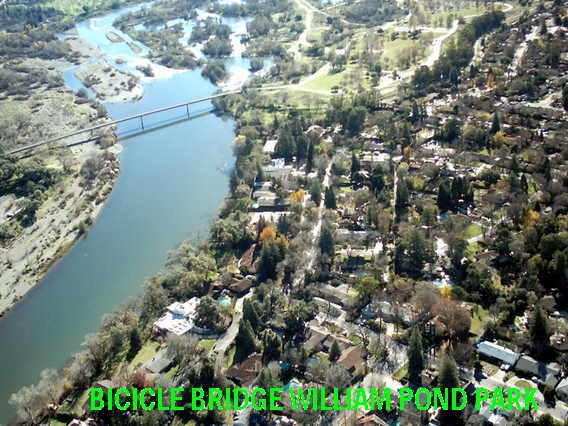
[0,2,257,423]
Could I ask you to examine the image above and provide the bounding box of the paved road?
[211,292,253,368]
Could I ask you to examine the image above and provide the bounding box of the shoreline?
[0,31,136,317]
[0,142,121,317]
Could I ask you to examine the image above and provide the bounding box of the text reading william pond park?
[91,386,539,412]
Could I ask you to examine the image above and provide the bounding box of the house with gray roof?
[477,341,519,366]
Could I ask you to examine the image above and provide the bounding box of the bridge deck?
[7,90,242,155]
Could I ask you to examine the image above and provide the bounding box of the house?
[303,324,330,353]
[228,278,254,295]
[515,356,561,388]
[68,420,97,426]
[226,354,263,388]
[556,377,568,401]
[319,283,357,309]
[337,345,366,379]
[152,297,199,336]
[358,413,390,426]
[477,341,519,366]
[143,349,173,374]
[239,244,260,274]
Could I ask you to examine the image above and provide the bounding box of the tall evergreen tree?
[520,174,529,194]
[319,226,335,258]
[438,353,463,426]
[351,151,361,181]
[329,339,342,362]
[243,299,260,331]
[437,178,453,211]
[306,142,314,174]
[411,100,420,123]
[530,306,551,356]
[235,319,256,360]
[449,66,459,86]
[370,165,385,196]
[491,112,500,134]
[257,241,280,282]
[395,179,409,209]
[296,133,308,161]
[325,187,337,209]
[229,169,239,195]
[408,326,424,385]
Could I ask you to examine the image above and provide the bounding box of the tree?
[296,133,308,161]
[449,66,458,86]
[319,226,335,259]
[396,179,409,209]
[9,385,39,424]
[438,353,463,426]
[275,125,296,163]
[350,151,361,181]
[370,165,385,196]
[491,112,500,134]
[236,319,257,359]
[406,229,434,269]
[257,240,281,282]
[438,178,453,211]
[243,298,260,331]
[195,296,224,332]
[229,169,239,195]
[408,326,424,385]
[262,330,282,360]
[435,299,472,342]
[325,364,351,392]
[356,277,381,306]
[324,186,337,209]
[529,306,551,356]
[411,100,420,123]
[166,334,201,373]
[306,142,314,174]
[329,339,342,362]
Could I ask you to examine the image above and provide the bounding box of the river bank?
[0,142,121,317]
[0,37,134,316]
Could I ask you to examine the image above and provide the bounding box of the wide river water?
[0,2,256,422]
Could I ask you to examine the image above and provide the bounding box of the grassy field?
[470,305,485,336]
[464,223,482,240]
[224,346,236,368]
[131,340,161,366]
[301,65,367,92]
[199,338,217,351]
[393,363,408,381]
[465,241,481,258]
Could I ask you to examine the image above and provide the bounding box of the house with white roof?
[477,341,519,366]
[152,297,199,336]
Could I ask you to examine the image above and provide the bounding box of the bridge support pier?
[186,104,190,117]
[140,116,145,131]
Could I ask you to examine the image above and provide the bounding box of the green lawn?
[224,346,237,368]
[348,334,361,345]
[470,305,485,336]
[131,340,161,366]
[199,339,217,351]
[516,379,532,389]
[465,241,481,258]
[301,66,366,92]
[464,223,482,240]
[393,363,408,381]
[58,388,90,417]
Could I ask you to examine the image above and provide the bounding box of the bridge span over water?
[7,89,244,155]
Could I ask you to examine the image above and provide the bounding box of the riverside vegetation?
[10,0,568,425]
